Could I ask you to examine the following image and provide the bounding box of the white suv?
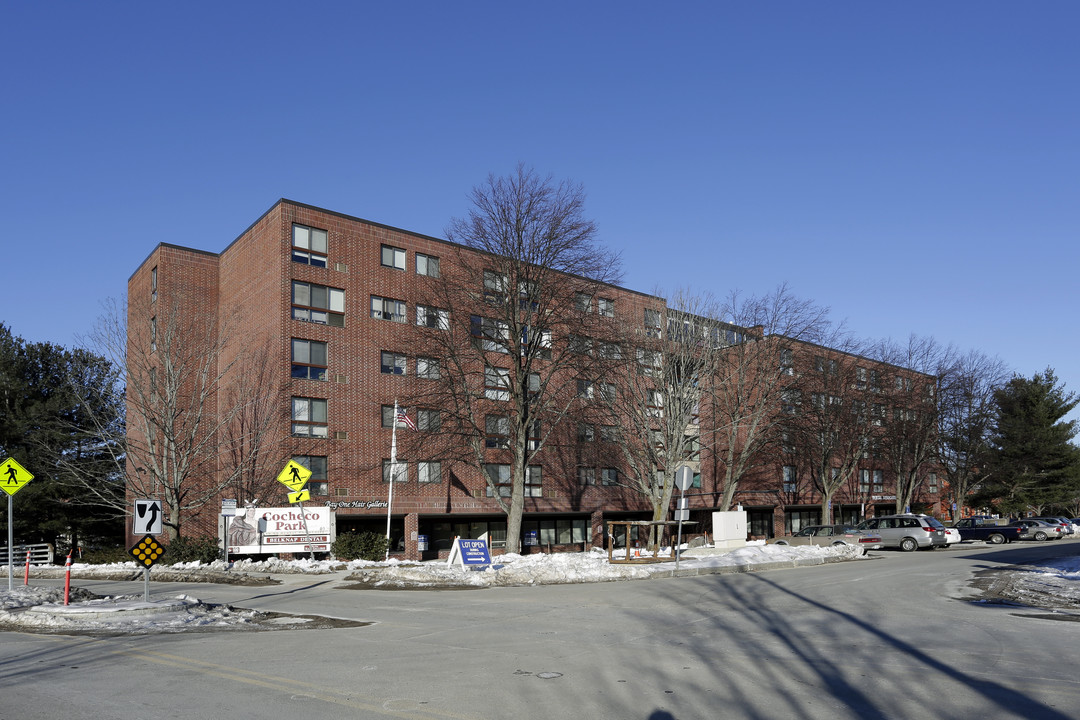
[854,514,948,552]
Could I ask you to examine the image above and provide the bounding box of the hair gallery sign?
[224,506,335,555]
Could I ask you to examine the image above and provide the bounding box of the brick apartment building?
[128,199,942,558]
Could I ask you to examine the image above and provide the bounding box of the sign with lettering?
[224,506,334,555]
[447,537,491,567]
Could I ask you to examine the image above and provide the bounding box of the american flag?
[395,407,417,430]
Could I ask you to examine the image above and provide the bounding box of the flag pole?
[386,399,399,561]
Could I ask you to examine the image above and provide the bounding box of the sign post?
[2,457,35,591]
[276,461,315,559]
[674,465,694,570]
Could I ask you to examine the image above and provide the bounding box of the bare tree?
[80,297,282,540]
[706,284,833,512]
[870,335,947,515]
[406,165,621,553]
[602,289,729,548]
[786,339,872,524]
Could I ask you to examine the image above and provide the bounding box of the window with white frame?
[569,334,592,355]
[485,415,510,448]
[150,266,157,303]
[598,341,621,359]
[483,463,511,496]
[381,245,406,270]
[522,326,552,358]
[150,316,157,352]
[293,455,328,495]
[381,405,414,428]
[574,292,592,313]
[416,253,439,277]
[599,425,619,442]
[780,348,794,375]
[578,423,595,442]
[485,366,510,400]
[416,305,449,330]
[644,308,662,338]
[782,465,797,492]
[577,379,594,399]
[578,467,596,486]
[292,224,328,267]
[599,382,616,402]
[471,315,509,353]
[418,460,441,484]
[382,459,408,483]
[484,270,507,302]
[859,469,870,492]
[380,351,406,375]
[527,422,541,451]
[927,472,938,493]
[597,297,614,317]
[647,389,664,417]
[637,348,661,376]
[601,467,619,486]
[417,408,440,430]
[524,465,542,496]
[873,469,884,492]
[292,281,345,326]
[291,339,328,381]
[417,356,440,379]
[371,296,406,323]
[292,397,328,437]
[856,367,868,390]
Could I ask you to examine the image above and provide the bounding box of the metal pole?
[144,566,150,602]
[675,486,685,571]
[385,400,399,561]
[7,495,13,591]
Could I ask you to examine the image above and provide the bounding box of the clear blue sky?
[3,2,1078,423]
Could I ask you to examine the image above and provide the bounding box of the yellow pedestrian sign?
[277,460,311,492]
[1,458,34,497]
[288,489,311,504]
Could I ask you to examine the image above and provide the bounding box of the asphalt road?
[2,541,1079,720]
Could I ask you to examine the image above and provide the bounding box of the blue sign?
[457,538,491,566]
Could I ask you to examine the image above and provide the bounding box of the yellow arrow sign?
[276,460,311,492]
[1,458,34,497]
[288,489,311,504]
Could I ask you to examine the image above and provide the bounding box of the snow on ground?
[2,542,1078,633]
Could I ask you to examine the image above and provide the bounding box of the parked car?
[769,524,884,551]
[1008,519,1064,541]
[951,517,1022,544]
[1030,517,1075,536]
[943,527,961,545]
[853,514,948,551]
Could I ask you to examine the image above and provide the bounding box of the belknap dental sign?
[225,506,334,555]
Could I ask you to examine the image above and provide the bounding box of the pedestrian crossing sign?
[1,458,34,497]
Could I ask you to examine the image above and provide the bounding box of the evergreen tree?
[973,368,1080,513]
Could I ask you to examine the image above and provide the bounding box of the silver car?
[854,514,948,552]
[769,524,885,551]
[1008,519,1064,541]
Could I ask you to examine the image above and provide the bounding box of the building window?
[599,382,616,403]
[292,281,345,326]
[574,292,592,313]
[485,415,510,448]
[485,366,510,400]
[598,341,621,359]
[382,405,415,428]
[644,308,662,338]
[292,397,328,437]
[577,379,594,399]
[416,253,440,277]
[873,469,884,492]
[527,422,541,451]
[522,326,552,358]
[856,367,868,390]
[380,351,406,375]
[780,348,794,376]
[484,270,507,303]
[417,408,440,430]
[601,467,619,486]
[647,390,664,417]
[381,245,406,270]
[927,472,938,494]
[859,469,870,492]
[419,461,441,484]
[782,465,797,492]
[371,296,406,323]
[525,465,542,496]
[483,463,511,496]
[150,266,157,303]
[569,335,592,355]
[472,315,509,353]
[417,357,440,379]
[578,423,595,442]
[416,305,449,330]
[292,224,328,267]
[597,297,614,317]
[291,339,328,380]
[150,316,157,352]
[579,467,596,486]
[599,425,619,442]
[383,459,408,483]
[782,390,801,415]
[293,455,328,495]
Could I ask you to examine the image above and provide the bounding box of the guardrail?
[0,543,55,565]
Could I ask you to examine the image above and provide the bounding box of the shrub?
[77,546,130,565]
[332,532,389,561]
[165,535,223,564]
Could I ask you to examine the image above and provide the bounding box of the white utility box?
[711,510,748,550]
